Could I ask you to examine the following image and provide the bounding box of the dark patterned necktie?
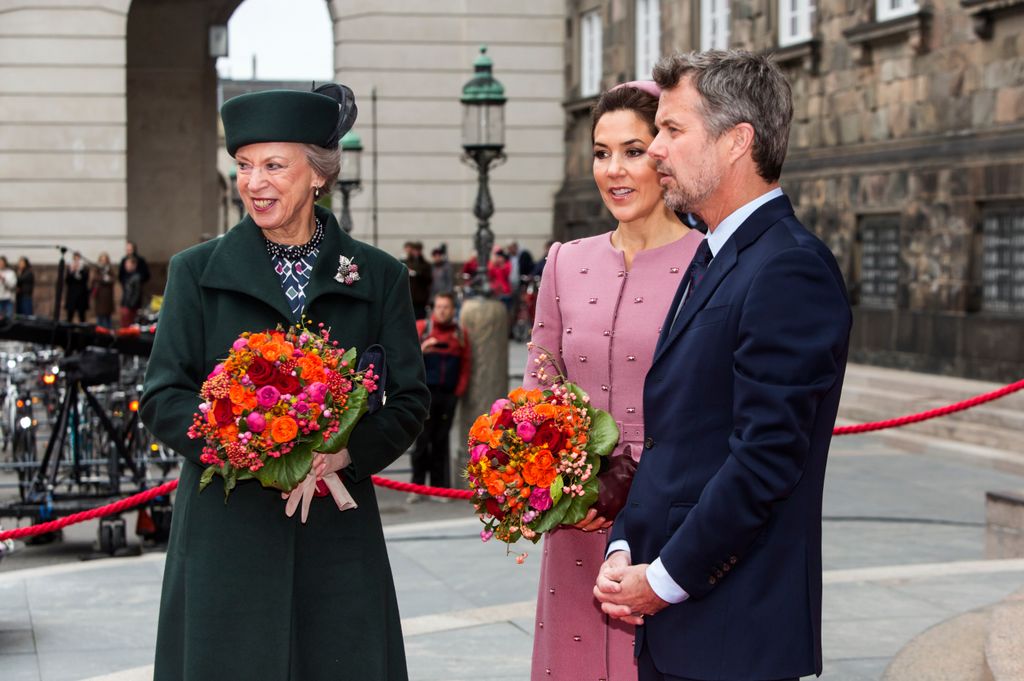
[682,239,714,306]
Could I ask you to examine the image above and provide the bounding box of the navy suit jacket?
[611,195,852,680]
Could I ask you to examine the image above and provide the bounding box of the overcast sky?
[216,0,333,81]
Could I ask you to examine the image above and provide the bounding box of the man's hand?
[420,336,439,353]
[594,552,670,625]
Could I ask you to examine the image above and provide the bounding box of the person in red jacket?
[410,291,471,493]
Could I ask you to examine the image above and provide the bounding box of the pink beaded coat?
[525,230,701,681]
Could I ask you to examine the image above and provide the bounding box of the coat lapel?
[651,194,796,365]
[199,215,294,321]
[652,242,737,365]
[301,207,374,310]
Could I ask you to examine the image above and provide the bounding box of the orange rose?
[270,416,299,443]
[296,356,325,383]
[534,403,556,419]
[228,383,250,407]
[525,389,545,403]
[218,423,239,441]
[247,333,269,351]
[470,414,494,444]
[508,387,528,404]
[261,341,286,362]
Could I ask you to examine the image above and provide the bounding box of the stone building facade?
[0,0,563,275]
[557,0,1024,381]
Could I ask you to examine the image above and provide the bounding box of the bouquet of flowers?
[188,321,379,500]
[465,346,619,552]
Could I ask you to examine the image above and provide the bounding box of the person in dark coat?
[141,83,429,681]
[118,240,150,289]
[15,257,33,316]
[64,251,89,322]
[402,240,431,320]
[91,251,115,329]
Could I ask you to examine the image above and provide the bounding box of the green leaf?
[563,382,588,402]
[587,407,619,458]
[320,386,368,453]
[548,475,563,507]
[563,481,599,526]
[530,498,571,534]
[340,347,358,372]
[251,445,315,492]
[199,465,217,492]
[223,466,238,501]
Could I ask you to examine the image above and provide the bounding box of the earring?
[313,186,321,199]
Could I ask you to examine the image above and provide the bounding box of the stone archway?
[125,0,243,267]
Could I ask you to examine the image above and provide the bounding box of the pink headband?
[610,80,661,98]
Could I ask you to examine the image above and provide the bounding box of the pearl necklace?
[264,218,324,260]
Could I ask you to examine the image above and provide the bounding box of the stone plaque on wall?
[981,210,1024,315]
[859,216,900,308]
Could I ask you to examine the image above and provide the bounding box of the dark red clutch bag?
[590,453,638,520]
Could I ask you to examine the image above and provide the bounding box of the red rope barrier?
[369,475,473,499]
[833,378,1024,435]
[0,480,177,542]
[2,378,1021,542]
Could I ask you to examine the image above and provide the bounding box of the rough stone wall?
[556,0,1024,379]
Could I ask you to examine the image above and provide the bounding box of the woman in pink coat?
[524,82,702,680]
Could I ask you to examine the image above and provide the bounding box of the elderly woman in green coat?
[141,84,429,680]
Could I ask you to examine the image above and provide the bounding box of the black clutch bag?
[356,344,386,414]
[590,452,638,520]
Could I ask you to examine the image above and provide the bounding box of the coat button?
[644,437,655,449]
[715,569,724,578]
[730,556,738,564]
[709,576,717,585]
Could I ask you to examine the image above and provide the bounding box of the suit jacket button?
[729,556,738,564]
[708,576,717,585]
[644,437,655,449]
[715,569,724,578]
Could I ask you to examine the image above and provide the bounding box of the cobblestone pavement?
[1,343,1022,680]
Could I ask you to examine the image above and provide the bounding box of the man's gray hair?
[303,143,341,192]
[652,50,793,183]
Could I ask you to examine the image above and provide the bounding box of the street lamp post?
[455,46,510,488]
[337,130,363,233]
[460,45,507,296]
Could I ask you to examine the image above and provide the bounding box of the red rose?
[489,448,509,466]
[247,357,275,386]
[533,420,564,452]
[213,399,235,426]
[494,409,514,429]
[271,371,301,396]
[485,497,506,521]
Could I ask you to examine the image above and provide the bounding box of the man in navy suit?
[594,51,852,681]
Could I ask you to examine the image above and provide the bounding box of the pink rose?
[306,382,329,404]
[490,398,512,415]
[256,385,281,409]
[245,412,266,433]
[470,444,489,463]
[232,337,249,351]
[516,420,537,442]
[529,487,553,511]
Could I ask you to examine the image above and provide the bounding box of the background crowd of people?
[0,241,152,327]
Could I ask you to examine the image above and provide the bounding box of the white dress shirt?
[607,187,785,604]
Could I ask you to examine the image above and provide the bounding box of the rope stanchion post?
[2,377,1020,543]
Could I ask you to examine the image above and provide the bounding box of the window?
[701,0,730,51]
[580,10,603,98]
[981,209,1024,314]
[858,216,901,308]
[876,0,919,22]
[635,0,661,80]
[779,0,815,46]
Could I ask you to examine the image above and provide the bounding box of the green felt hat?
[221,83,358,156]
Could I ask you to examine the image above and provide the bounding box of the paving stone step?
[843,364,1024,411]
[840,402,1021,453]
[883,608,994,681]
[986,587,1024,681]
[839,383,1024,432]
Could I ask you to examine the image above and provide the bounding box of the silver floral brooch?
[335,255,360,285]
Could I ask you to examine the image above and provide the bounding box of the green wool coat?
[141,206,429,680]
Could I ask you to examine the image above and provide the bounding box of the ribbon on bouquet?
[282,449,358,523]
